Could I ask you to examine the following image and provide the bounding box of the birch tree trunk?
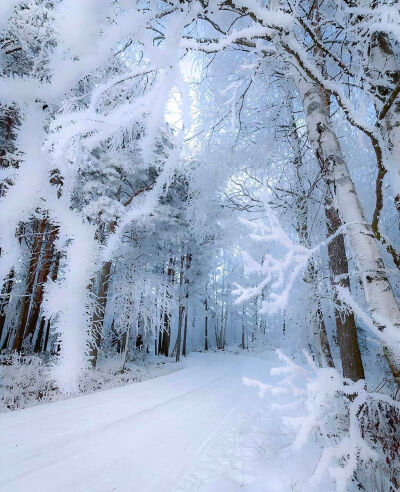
[296,76,400,384]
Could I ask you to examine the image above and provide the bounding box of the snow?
[0,352,325,492]
[1,2,399,489]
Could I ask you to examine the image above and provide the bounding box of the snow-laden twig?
[233,199,348,314]
[337,285,400,355]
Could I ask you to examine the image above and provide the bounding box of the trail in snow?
[0,352,319,492]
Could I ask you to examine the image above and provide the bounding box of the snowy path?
[0,353,296,492]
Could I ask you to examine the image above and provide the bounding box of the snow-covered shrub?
[0,353,58,411]
[0,352,181,413]
[245,350,400,491]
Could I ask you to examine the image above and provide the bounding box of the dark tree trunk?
[12,218,47,352]
[241,307,245,349]
[175,256,185,362]
[182,254,191,357]
[34,317,46,353]
[159,258,174,357]
[0,269,15,346]
[158,323,163,355]
[43,319,51,352]
[154,322,158,356]
[160,311,171,357]
[325,190,365,381]
[175,304,184,362]
[182,312,188,357]
[204,298,208,351]
[24,226,58,347]
[89,260,112,368]
[38,251,61,353]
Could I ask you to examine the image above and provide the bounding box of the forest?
[0,0,400,491]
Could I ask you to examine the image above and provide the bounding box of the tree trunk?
[36,251,61,353]
[306,261,335,369]
[294,190,335,368]
[204,298,208,351]
[175,256,185,362]
[160,311,171,357]
[158,320,163,355]
[176,304,184,362]
[292,9,364,377]
[182,254,191,357]
[154,321,158,356]
[89,260,112,368]
[42,319,51,353]
[33,317,46,353]
[222,305,227,349]
[160,258,174,356]
[297,76,400,385]
[182,312,188,357]
[121,325,130,372]
[289,95,335,368]
[24,226,58,347]
[0,268,14,348]
[12,218,47,352]
[325,189,365,381]
[241,306,245,349]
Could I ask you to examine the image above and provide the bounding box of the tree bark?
[160,258,174,357]
[175,304,184,362]
[241,306,245,349]
[182,254,191,357]
[89,260,112,368]
[296,76,400,385]
[182,312,188,357]
[325,189,365,381]
[36,251,61,353]
[204,297,209,351]
[175,256,185,362]
[12,218,47,352]
[24,226,58,347]
[0,268,14,348]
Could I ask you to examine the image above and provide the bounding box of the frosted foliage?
[245,351,400,492]
[1,0,400,489]
[233,207,312,314]
[0,0,203,392]
[0,1,21,33]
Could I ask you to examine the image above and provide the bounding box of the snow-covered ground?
[1,352,325,492]
[0,353,184,412]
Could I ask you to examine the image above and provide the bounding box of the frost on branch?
[233,204,312,314]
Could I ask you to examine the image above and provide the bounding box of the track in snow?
[1,352,277,492]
